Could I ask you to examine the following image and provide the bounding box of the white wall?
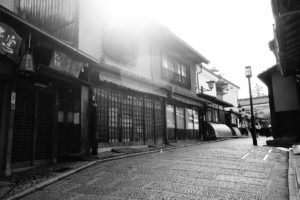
[222,83,239,107]
[196,67,219,96]
[196,66,239,107]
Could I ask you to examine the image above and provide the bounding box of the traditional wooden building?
[257,0,300,139]
[195,65,241,139]
[0,4,101,176]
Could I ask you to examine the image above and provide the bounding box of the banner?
[49,51,84,78]
[0,22,22,62]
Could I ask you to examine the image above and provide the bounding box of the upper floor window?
[161,55,190,88]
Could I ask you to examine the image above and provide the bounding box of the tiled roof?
[238,96,269,106]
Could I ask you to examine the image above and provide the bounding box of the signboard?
[0,22,22,62]
[49,51,84,78]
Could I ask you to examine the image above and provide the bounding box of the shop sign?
[0,22,22,62]
[49,51,84,78]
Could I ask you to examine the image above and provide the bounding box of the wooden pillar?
[52,87,59,164]
[153,99,156,144]
[143,96,146,145]
[183,108,187,140]
[0,81,10,176]
[163,99,168,144]
[81,86,89,154]
[5,82,15,176]
[174,105,177,141]
[32,91,38,166]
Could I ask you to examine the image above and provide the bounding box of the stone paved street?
[20,137,289,200]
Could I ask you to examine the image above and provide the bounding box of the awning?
[206,122,233,138]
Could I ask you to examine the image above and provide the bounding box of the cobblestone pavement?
[20,137,289,200]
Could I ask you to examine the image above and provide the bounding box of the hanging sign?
[0,22,22,62]
[49,51,84,78]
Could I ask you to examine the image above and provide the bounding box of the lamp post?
[245,66,257,146]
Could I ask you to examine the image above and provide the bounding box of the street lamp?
[200,80,215,93]
[245,66,257,146]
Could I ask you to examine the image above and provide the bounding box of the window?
[206,107,220,123]
[161,55,190,88]
[176,107,185,129]
[166,104,175,128]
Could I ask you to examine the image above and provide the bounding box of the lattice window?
[154,99,164,140]
[98,88,109,142]
[144,98,154,142]
[109,91,121,143]
[96,86,165,144]
[133,96,143,142]
[122,94,133,142]
[12,88,35,163]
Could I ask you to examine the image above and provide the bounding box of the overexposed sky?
[102,0,276,98]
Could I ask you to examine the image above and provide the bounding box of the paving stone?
[66,175,101,184]
[73,194,126,200]
[151,191,203,200]
[146,181,206,196]
[218,169,245,176]
[43,180,81,192]
[22,190,80,200]
[202,187,233,200]
[243,171,270,179]
[229,191,263,200]
[215,175,268,186]
[69,185,119,195]
[111,179,150,189]
[135,174,182,183]
[169,169,215,179]
[111,188,157,199]
[236,183,267,194]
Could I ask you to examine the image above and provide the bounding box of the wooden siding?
[16,0,79,46]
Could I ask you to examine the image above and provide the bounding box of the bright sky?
[104,0,276,98]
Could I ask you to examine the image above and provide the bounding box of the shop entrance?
[57,85,81,155]
[12,87,54,167]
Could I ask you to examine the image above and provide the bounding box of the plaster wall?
[196,67,218,96]
[222,84,239,107]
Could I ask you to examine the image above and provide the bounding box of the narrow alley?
[20,137,288,200]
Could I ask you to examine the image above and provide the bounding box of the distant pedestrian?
[241,121,247,136]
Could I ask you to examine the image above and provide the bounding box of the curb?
[5,138,228,200]
[288,150,300,200]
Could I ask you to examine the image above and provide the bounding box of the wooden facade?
[0,5,95,176]
[95,83,165,146]
[15,0,79,47]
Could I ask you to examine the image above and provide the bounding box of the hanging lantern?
[20,52,35,72]
[20,33,35,73]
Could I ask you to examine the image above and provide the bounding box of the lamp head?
[245,66,252,78]
[206,80,215,90]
